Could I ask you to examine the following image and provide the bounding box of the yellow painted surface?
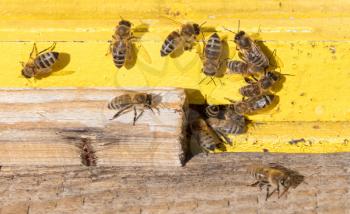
[1,0,350,153]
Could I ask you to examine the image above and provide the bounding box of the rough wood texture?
[0,88,187,167]
[0,152,349,213]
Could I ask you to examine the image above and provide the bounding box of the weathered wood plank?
[0,88,187,167]
[0,152,349,213]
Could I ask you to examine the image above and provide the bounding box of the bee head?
[119,20,132,28]
[266,71,279,81]
[203,63,218,76]
[21,66,34,78]
[234,31,250,48]
[193,23,200,35]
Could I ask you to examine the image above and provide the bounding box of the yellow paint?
[1,0,350,153]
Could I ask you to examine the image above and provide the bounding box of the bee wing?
[268,163,290,172]
[135,42,152,64]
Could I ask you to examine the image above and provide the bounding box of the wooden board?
[0,88,187,167]
[0,152,349,213]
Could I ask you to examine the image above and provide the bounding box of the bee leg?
[37,42,56,55]
[198,76,207,85]
[267,188,277,200]
[105,43,113,56]
[207,77,216,86]
[110,104,132,120]
[265,186,271,201]
[278,186,290,199]
[29,43,38,60]
[134,109,144,125]
[249,181,260,187]
[133,106,138,126]
[214,129,232,145]
[224,97,235,104]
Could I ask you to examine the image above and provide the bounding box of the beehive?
[2,0,349,154]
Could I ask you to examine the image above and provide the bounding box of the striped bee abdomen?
[160,31,181,57]
[227,60,248,74]
[205,33,221,59]
[239,84,262,97]
[34,52,59,69]
[108,94,132,110]
[112,41,127,68]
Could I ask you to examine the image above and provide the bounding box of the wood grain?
[0,152,349,213]
[0,88,187,167]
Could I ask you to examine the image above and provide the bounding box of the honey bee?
[200,33,223,85]
[234,30,269,73]
[227,94,275,115]
[108,92,161,125]
[206,117,247,143]
[226,60,255,76]
[224,21,269,74]
[190,118,225,153]
[108,19,135,68]
[239,71,279,97]
[160,22,202,57]
[249,163,304,200]
[20,42,59,78]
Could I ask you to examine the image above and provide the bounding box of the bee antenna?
[222,26,235,34]
[280,73,294,77]
[199,21,207,28]
[199,76,207,85]
[159,15,183,25]
[237,20,241,33]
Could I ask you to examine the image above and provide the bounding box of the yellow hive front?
[1,0,350,153]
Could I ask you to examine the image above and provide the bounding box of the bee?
[206,117,247,143]
[239,71,279,97]
[160,22,202,57]
[190,118,225,153]
[234,30,269,73]
[200,33,223,85]
[249,163,304,200]
[108,19,135,68]
[108,92,161,125]
[227,94,275,115]
[20,42,59,78]
[226,60,255,76]
[224,21,269,74]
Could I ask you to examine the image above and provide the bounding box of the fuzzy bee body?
[240,71,279,97]
[160,31,182,57]
[112,40,128,68]
[234,31,269,73]
[110,20,134,69]
[230,94,275,115]
[202,33,222,77]
[207,117,246,136]
[108,92,161,125]
[249,163,303,201]
[21,43,59,78]
[161,23,200,57]
[191,118,224,153]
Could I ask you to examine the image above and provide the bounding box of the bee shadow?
[185,88,206,104]
[124,23,150,70]
[271,72,286,93]
[217,38,230,78]
[35,52,74,79]
[255,41,282,72]
[169,47,185,58]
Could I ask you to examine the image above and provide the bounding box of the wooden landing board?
[0,88,187,167]
[0,152,349,213]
